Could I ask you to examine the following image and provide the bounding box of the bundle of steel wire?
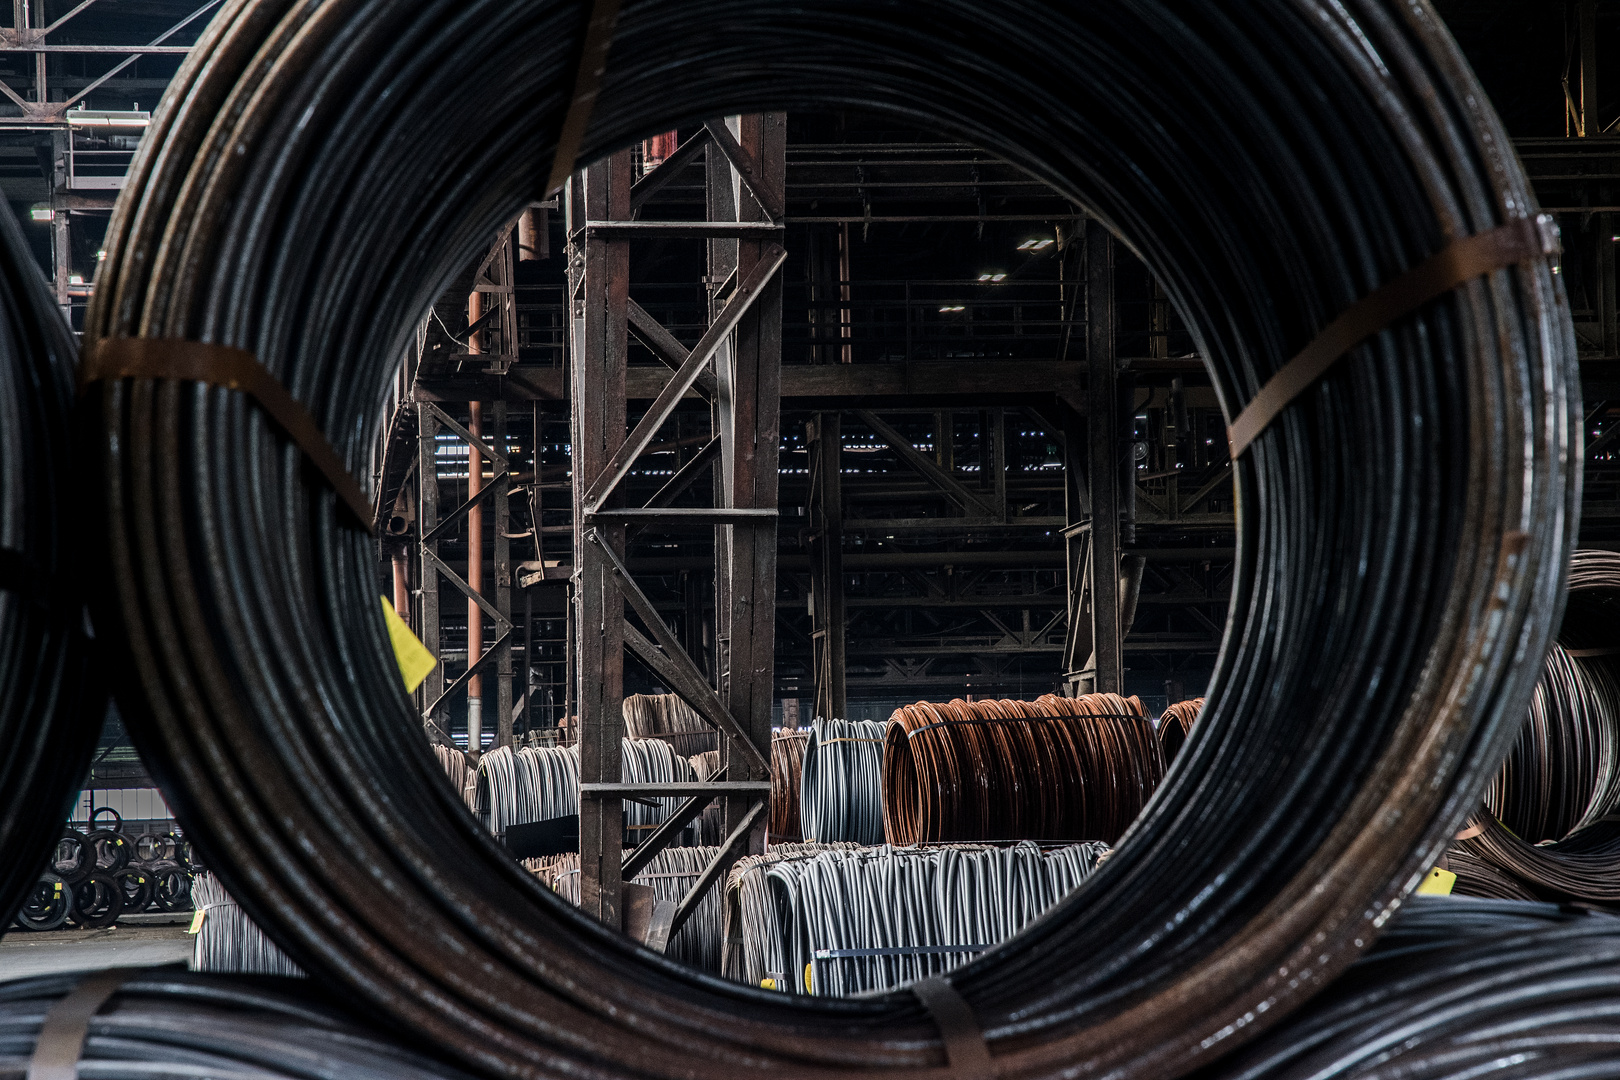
[543,847,727,972]
[725,841,1109,996]
[431,744,478,810]
[0,183,98,936]
[721,842,866,986]
[475,739,695,843]
[77,0,1574,1074]
[190,871,304,977]
[884,694,1165,845]
[687,749,724,846]
[1158,698,1206,763]
[1483,642,1620,842]
[623,692,717,758]
[799,718,886,845]
[1197,897,1620,1079]
[0,970,474,1080]
[769,730,808,844]
[1449,551,1620,903]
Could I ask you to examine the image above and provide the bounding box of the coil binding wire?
[190,871,304,977]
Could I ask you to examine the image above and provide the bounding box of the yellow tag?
[804,963,814,994]
[760,978,776,990]
[188,907,206,934]
[381,596,438,693]
[1416,867,1456,896]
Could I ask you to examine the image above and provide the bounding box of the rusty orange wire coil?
[883,694,1166,846]
[1157,698,1206,762]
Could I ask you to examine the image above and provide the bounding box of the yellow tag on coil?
[188,907,206,934]
[1416,867,1456,896]
[804,963,814,994]
[760,978,776,990]
[381,596,438,693]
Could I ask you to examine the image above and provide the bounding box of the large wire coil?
[799,719,886,845]
[884,695,1164,845]
[623,693,719,758]
[0,970,470,1080]
[769,731,809,844]
[191,871,304,976]
[0,192,98,936]
[1157,698,1206,763]
[78,0,1575,1075]
[1198,898,1620,1079]
[472,740,694,841]
[542,846,727,972]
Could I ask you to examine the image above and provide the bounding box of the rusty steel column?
[467,398,484,754]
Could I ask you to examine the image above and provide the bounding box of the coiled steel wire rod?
[191,871,304,976]
[0,193,98,936]
[800,719,886,845]
[80,1,1574,1075]
[1198,898,1620,1079]
[1158,698,1206,763]
[545,846,727,973]
[0,970,472,1080]
[471,740,694,841]
[770,731,808,844]
[885,695,1164,845]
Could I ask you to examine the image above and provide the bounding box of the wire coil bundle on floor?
[623,693,718,758]
[0,971,473,1080]
[76,0,1575,1075]
[725,841,1109,996]
[1158,698,1206,763]
[543,846,726,972]
[885,694,1165,845]
[688,749,725,846]
[1451,551,1620,903]
[770,730,808,844]
[0,184,97,936]
[800,718,887,845]
[721,841,867,987]
[1198,898,1620,1080]
[191,871,304,977]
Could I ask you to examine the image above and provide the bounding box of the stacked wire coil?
[800,718,886,845]
[884,694,1165,845]
[623,693,718,758]
[75,0,1575,1074]
[190,871,303,976]
[725,841,1109,996]
[432,744,478,810]
[1452,551,1620,903]
[687,750,725,846]
[543,846,726,972]
[769,730,808,844]
[1157,698,1205,763]
[0,971,473,1080]
[472,740,695,843]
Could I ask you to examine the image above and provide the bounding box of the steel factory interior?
[5,3,1620,1078]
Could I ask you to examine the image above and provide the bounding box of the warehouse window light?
[938,304,964,312]
[68,274,82,285]
[1018,237,1055,251]
[29,207,53,222]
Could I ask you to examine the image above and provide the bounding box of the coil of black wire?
[1196,898,1620,1079]
[79,1,1573,1077]
[0,970,472,1080]
[0,182,100,935]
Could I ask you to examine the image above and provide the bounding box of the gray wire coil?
[190,872,303,977]
[725,842,1108,995]
[469,740,694,841]
[800,718,887,845]
[537,846,726,972]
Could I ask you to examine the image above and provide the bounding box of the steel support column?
[1085,219,1123,695]
[807,411,845,721]
[572,150,631,928]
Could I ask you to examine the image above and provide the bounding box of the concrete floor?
[0,921,193,981]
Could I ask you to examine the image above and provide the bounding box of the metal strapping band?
[912,976,994,1080]
[815,736,885,746]
[80,338,375,532]
[1565,645,1620,658]
[27,968,133,1080]
[1453,822,1485,842]
[544,0,624,195]
[1227,214,1561,457]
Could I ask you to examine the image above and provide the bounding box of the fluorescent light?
[991,272,1007,282]
[68,274,82,285]
[96,250,106,261]
[1018,238,1055,251]
[29,208,52,222]
[978,273,992,281]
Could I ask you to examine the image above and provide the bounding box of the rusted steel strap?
[545,0,624,195]
[1227,214,1560,457]
[27,969,133,1080]
[912,976,994,1080]
[80,338,375,531]
[1566,645,1620,658]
